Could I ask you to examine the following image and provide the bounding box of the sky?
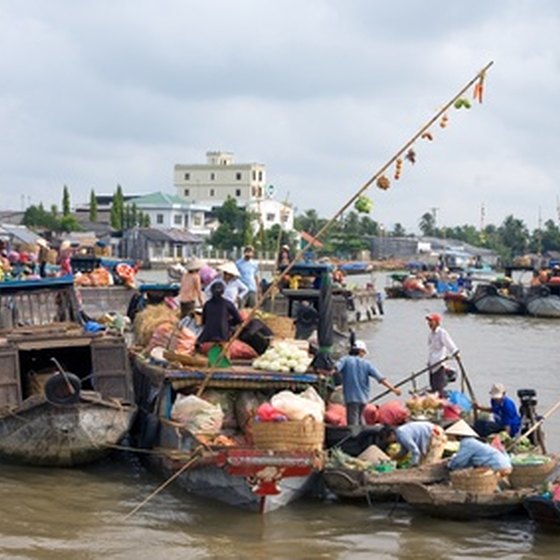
[0,0,558,234]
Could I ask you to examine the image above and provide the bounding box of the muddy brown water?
[1,276,559,559]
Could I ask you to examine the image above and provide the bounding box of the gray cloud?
[0,0,559,232]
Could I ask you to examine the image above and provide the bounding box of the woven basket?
[509,457,557,489]
[261,315,296,339]
[252,418,324,452]
[450,468,499,494]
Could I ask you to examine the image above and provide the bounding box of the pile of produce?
[252,341,311,373]
[133,304,179,346]
[406,393,444,417]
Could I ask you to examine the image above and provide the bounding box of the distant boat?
[525,283,560,318]
[471,282,525,315]
[338,261,373,275]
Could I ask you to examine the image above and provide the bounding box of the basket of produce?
[252,417,324,452]
[260,314,296,339]
[450,468,499,494]
[509,454,557,489]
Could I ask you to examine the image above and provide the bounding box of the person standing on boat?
[335,340,401,426]
[445,420,512,476]
[426,313,459,397]
[179,258,205,319]
[473,383,522,438]
[379,421,447,466]
[197,280,242,345]
[235,245,260,308]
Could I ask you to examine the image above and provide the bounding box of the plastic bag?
[270,389,323,422]
[171,394,224,434]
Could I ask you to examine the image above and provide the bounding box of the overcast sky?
[1,0,558,233]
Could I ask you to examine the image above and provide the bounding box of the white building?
[128,192,212,237]
[175,151,267,206]
[174,151,293,231]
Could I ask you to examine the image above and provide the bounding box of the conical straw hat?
[445,419,479,438]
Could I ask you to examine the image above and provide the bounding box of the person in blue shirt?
[379,421,447,466]
[446,419,512,476]
[335,340,401,425]
[235,245,260,308]
[473,383,522,438]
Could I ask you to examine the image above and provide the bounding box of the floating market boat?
[471,282,525,315]
[0,277,136,466]
[524,495,560,526]
[443,291,475,314]
[399,481,533,520]
[323,459,449,501]
[129,348,327,514]
[524,284,560,318]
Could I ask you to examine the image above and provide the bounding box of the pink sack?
[324,403,347,426]
[377,400,409,426]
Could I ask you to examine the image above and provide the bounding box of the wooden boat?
[338,261,374,275]
[444,291,475,314]
[0,277,137,466]
[525,284,560,318]
[322,461,449,501]
[471,282,525,315]
[400,481,533,519]
[524,495,560,526]
[130,350,326,513]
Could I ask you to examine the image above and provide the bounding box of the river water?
[1,273,559,559]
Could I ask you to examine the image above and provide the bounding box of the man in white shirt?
[426,312,458,397]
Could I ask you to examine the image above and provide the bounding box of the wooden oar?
[506,397,560,452]
[369,355,450,403]
[454,354,478,421]
[123,446,204,521]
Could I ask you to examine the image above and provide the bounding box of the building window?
[236,172,242,181]
[184,188,189,196]
[266,213,275,222]
[193,214,203,226]
[184,215,189,227]
[174,214,182,225]
[156,214,164,224]
[258,187,263,198]
[184,173,190,180]
[210,189,215,197]
[252,170,256,181]
[235,189,241,197]
[258,170,263,181]
[210,172,215,180]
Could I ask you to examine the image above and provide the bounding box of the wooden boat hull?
[322,462,449,501]
[472,294,524,315]
[444,293,474,314]
[0,395,136,466]
[524,496,560,526]
[400,482,533,520]
[130,352,325,513]
[525,294,560,318]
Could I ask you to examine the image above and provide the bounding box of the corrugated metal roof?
[0,224,41,245]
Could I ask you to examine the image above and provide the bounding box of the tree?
[89,189,98,222]
[294,209,325,237]
[390,223,407,237]
[22,204,58,230]
[418,212,436,237]
[497,215,529,260]
[62,185,71,217]
[209,197,256,251]
[110,184,125,230]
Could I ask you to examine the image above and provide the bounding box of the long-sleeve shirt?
[205,277,248,306]
[235,258,259,292]
[335,356,385,404]
[428,326,458,368]
[395,421,437,466]
[491,396,522,436]
[448,437,512,471]
[197,296,242,344]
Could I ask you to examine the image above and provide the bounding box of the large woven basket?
[450,468,499,494]
[252,418,324,452]
[509,456,557,489]
[261,315,296,339]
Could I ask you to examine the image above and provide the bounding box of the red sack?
[255,402,288,422]
[377,400,409,426]
[442,403,462,421]
[324,403,347,426]
[198,340,258,360]
[363,403,379,425]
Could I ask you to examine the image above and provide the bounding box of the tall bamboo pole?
[197,61,494,395]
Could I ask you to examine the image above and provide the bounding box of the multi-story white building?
[174,151,267,206]
[174,151,294,231]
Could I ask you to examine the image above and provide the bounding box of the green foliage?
[89,189,98,222]
[58,214,82,233]
[62,185,71,217]
[110,184,125,230]
[209,197,256,251]
[23,204,59,230]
